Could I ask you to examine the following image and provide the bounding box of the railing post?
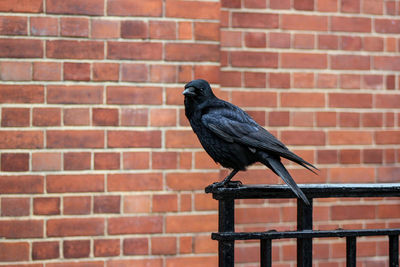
[218,198,235,267]
[260,239,272,267]
[346,236,356,267]
[297,198,313,267]
[389,235,399,267]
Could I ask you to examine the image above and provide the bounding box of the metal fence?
[206,183,400,267]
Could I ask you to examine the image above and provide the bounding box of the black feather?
[183,79,317,205]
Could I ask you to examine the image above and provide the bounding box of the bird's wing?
[201,105,317,171]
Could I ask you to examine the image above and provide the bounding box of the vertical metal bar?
[218,198,235,267]
[389,235,399,267]
[260,239,272,267]
[346,236,356,267]
[297,198,313,267]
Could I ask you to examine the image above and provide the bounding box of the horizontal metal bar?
[206,183,400,200]
[212,229,400,241]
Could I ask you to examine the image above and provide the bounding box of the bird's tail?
[258,152,310,205]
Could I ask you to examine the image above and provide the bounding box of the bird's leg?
[206,169,242,192]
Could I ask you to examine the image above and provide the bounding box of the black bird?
[183,79,318,205]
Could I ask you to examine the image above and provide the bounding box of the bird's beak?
[183,86,196,96]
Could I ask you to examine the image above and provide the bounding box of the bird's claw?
[205,180,243,192]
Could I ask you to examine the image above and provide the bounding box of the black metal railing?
[206,183,400,267]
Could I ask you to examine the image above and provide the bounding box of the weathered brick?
[63,196,91,215]
[47,85,103,104]
[0,130,43,149]
[0,0,43,12]
[47,0,104,15]
[166,0,220,20]
[108,216,162,235]
[108,173,163,191]
[30,16,58,36]
[33,197,60,215]
[0,175,43,194]
[64,240,90,258]
[1,197,30,216]
[47,218,104,237]
[232,12,278,29]
[0,242,29,261]
[108,41,162,60]
[1,108,30,127]
[47,40,104,59]
[60,17,89,37]
[0,220,43,238]
[47,174,104,193]
[32,241,59,260]
[47,130,104,148]
[108,0,162,16]
[165,43,219,62]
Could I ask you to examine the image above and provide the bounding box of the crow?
[183,79,318,205]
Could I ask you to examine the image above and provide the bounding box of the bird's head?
[183,79,215,102]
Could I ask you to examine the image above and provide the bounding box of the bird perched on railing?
[183,79,318,205]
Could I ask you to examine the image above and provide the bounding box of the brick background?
[0,0,400,266]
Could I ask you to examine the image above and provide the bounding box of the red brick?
[317,149,338,164]
[124,195,150,213]
[281,130,326,146]
[195,193,218,211]
[231,51,278,68]
[331,205,375,220]
[221,0,241,8]
[108,130,160,148]
[30,16,58,36]
[0,39,43,58]
[178,21,192,40]
[33,62,61,81]
[0,175,43,194]
[268,111,289,126]
[375,94,400,109]
[375,131,400,144]
[107,86,162,105]
[121,63,147,82]
[0,130,43,149]
[48,85,103,104]
[150,65,177,83]
[232,12,278,28]
[317,0,338,12]
[340,74,361,89]
[1,108,30,127]
[93,108,119,126]
[64,152,91,170]
[33,107,61,126]
[150,108,177,127]
[293,73,314,88]
[91,19,120,39]
[121,108,148,126]
[153,194,178,213]
[220,71,241,87]
[375,19,400,33]
[108,173,162,191]
[61,17,89,37]
[32,241,59,260]
[47,40,103,59]
[94,196,120,214]
[316,112,337,127]
[165,43,219,62]
[339,112,360,127]
[363,149,383,164]
[362,113,383,127]
[194,22,219,41]
[330,167,375,183]
[0,242,29,261]
[318,34,339,50]
[329,131,373,145]
[292,112,314,127]
[0,61,31,81]
[341,0,360,13]
[1,197,30,216]
[63,196,91,215]
[47,0,104,15]
[47,130,104,148]
[152,152,178,169]
[64,240,90,258]
[341,36,362,51]
[47,218,104,237]
[152,236,177,255]
[237,207,280,223]
[94,152,120,170]
[108,41,162,60]
[364,37,384,51]
[339,149,361,164]
[166,0,219,20]
[63,62,90,81]
[386,75,395,89]
[121,20,148,39]
[281,92,325,107]
[63,108,90,126]
[108,0,162,16]
[294,0,314,10]
[194,65,219,84]
[244,72,266,88]
[166,172,218,191]
[232,91,277,107]
[269,73,290,88]
[108,259,162,267]
[166,214,217,233]
[244,0,266,8]
[47,174,104,193]
[124,238,148,255]
[282,14,328,31]
[331,55,370,70]
[32,152,61,171]
[33,197,60,215]
[270,0,291,9]
[294,34,315,49]
[94,239,120,257]
[0,84,44,103]
[47,261,103,267]
[363,0,383,14]
[378,204,400,219]
[0,0,43,12]
[0,220,43,238]
[166,256,217,267]
[269,32,290,48]
[149,20,176,40]
[331,16,371,32]
[281,53,327,69]
[93,63,119,81]
[317,74,337,88]
[363,74,384,89]
[329,93,372,108]
[195,151,219,169]
[108,216,162,235]
[374,56,400,71]
[123,152,150,169]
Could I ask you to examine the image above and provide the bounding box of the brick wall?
[0,0,399,266]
